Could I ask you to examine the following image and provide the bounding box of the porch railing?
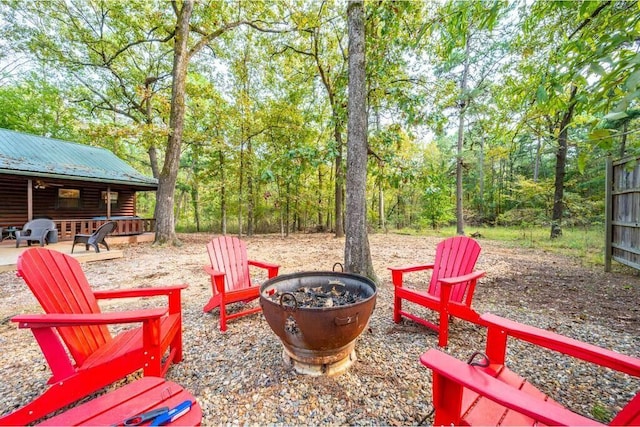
[54,218,156,241]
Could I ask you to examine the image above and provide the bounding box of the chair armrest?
[203,266,226,293]
[439,270,486,286]
[94,285,186,316]
[421,349,602,426]
[203,266,224,276]
[248,259,280,278]
[93,284,188,299]
[12,309,168,383]
[12,308,168,328]
[388,264,435,287]
[482,313,640,377]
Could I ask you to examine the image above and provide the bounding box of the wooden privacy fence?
[605,155,640,272]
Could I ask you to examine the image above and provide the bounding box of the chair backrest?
[23,218,55,237]
[88,221,117,245]
[206,236,251,294]
[17,248,112,366]
[428,236,481,303]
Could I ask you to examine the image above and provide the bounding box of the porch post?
[27,179,33,221]
[106,186,111,219]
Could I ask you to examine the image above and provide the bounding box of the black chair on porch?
[72,221,117,253]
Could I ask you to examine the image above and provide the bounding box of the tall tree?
[345,0,374,279]
[422,1,508,234]
[277,1,348,237]
[156,1,287,243]
[513,0,640,238]
[155,0,193,244]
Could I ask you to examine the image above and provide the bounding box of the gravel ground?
[0,232,638,425]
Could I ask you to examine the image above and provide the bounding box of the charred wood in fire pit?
[266,280,366,309]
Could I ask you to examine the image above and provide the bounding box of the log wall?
[0,174,136,228]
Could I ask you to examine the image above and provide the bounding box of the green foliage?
[1,0,639,239]
[0,72,80,139]
[497,208,547,227]
[418,225,606,267]
[591,403,612,423]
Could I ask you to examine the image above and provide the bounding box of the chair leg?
[393,293,402,323]
[219,304,227,332]
[172,322,184,364]
[438,309,450,347]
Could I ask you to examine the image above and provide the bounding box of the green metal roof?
[0,128,157,189]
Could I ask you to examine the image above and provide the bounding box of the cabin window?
[57,189,81,209]
[101,191,119,208]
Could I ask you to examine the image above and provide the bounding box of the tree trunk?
[154,0,193,246]
[533,134,541,182]
[148,145,159,179]
[191,187,200,232]
[345,0,376,281]
[145,79,160,180]
[247,138,254,236]
[310,26,345,238]
[334,130,345,238]
[219,150,227,234]
[238,140,244,236]
[286,181,291,237]
[378,173,384,230]
[619,120,628,158]
[550,85,578,239]
[317,168,324,231]
[478,134,484,221]
[455,35,470,236]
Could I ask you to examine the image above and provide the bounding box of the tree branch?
[567,1,611,41]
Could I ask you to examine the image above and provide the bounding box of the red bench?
[420,313,640,426]
[37,377,202,426]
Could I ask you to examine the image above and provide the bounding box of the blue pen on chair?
[122,407,169,426]
[150,400,193,426]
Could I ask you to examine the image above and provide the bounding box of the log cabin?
[0,128,158,241]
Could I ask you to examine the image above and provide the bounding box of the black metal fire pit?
[260,270,377,376]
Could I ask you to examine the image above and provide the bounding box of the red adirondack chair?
[203,236,280,331]
[421,313,640,426]
[0,248,187,426]
[388,236,485,347]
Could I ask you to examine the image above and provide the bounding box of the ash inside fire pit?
[265,280,365,308]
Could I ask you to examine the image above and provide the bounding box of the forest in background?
[0,0,638,238]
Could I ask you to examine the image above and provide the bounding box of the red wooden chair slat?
[388,236,485,346]
[0,248,187,426]
[24,250,111,363]
[421,313,640,426]
[203,236,280,331]
[37,376,202,426]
